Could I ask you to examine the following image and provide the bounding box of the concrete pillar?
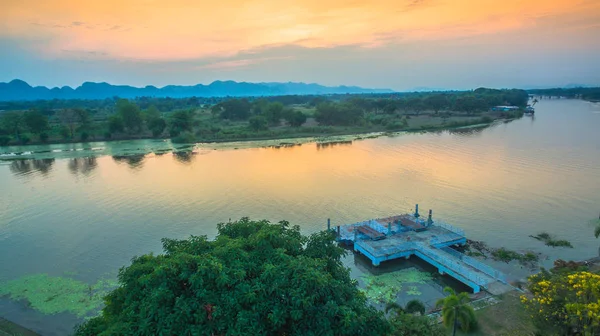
[327,218,331,231]
[353,228,358,242]
[427,209,433,226]
[414,204,420,218]
[336,225,340,237]
[387,222,392,235]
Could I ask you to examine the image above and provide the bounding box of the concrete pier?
[335,212,507,294]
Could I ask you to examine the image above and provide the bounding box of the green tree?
[108,115,125,134]
[264,102,284,125]
[169,110,193,136]
[116,99,143,133]
[285,110,307,127]
[389,312,445,336]
[24,110,49,138]
[144,106,166,137]
[385,300,426,316]
[315,102,363,126]
[425,95,448,114]
[406,97,425,115]
[405,299,426,315]
[58,108,89,138]
[385,301,444,335]
[436,287,476,335]
[248,115,268,131]
[219,99,252,120]
[74,218,390,336]
[1,111,24,141]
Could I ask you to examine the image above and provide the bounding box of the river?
[1,99,599,335]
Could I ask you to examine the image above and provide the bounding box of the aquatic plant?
[360,268,432,303]
[529,232,573,248]
[0,274,117,318]
[491,248,539,265]
[406,286,421,296]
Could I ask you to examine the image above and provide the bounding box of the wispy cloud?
[196,56,294,70]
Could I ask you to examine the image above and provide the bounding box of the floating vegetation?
[406,286,421,296]
[0,274,118,318]
[491,248,539,265]
[360,268,432,303]
[529,232,573,248]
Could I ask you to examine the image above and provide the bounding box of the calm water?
[1,99,600,334]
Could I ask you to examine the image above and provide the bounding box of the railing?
[416,243,491,286]
[433,221,465,236]
[429,233,464,247]
[440,247,507,284]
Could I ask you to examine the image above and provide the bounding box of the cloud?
[2,0,600,63]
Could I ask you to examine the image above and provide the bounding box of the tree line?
[528,87,600,101]
[0,88,529,146]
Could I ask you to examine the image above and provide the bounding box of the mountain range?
[0,79,393,101]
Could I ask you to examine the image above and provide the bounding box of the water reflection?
[67,157,98,176]
[316,141,353,150]
[448,126,487,137]
[112,154,145,169]
[9,159,55,177]
[173,151,195,164]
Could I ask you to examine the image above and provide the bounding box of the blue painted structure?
[335,209,506,293]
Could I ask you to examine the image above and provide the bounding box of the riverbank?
[0,110,517,149]
[0,115,517,160]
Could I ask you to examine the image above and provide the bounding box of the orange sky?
[1,0,599,88]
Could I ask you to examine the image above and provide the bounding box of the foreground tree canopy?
[76,218,394,335]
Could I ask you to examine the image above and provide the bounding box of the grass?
[529,232,573,248]
[455,292,536,336]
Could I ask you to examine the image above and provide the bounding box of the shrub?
[20,134,31,144]
[0,135,11,146]
[171,132,196,144]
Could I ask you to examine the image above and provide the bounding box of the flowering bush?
[521,270,600,335]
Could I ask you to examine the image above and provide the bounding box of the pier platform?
[334,211,507,294]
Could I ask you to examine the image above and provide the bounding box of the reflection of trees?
[173,151,195,164]
[448,126,487,137]
[9,159,55,177]
[316,141,353,150]
[68,157,98,176]
[112,154,145,169]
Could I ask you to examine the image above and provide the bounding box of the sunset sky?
[1,0,599,90]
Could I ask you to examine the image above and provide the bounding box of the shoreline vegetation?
[0,88,529,148]
[1,219,599,335]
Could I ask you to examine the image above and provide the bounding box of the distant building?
[491,106,520,111]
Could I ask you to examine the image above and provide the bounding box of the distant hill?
[0,79,393,101]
